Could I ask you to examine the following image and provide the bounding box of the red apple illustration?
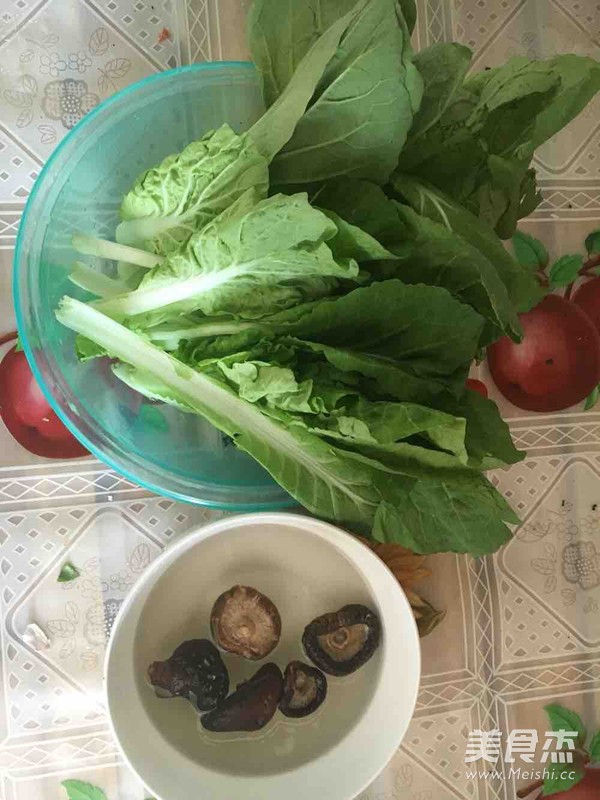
[0,339,87,459]
[488,294,600,412]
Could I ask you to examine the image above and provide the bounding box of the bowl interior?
[134,518,381,775]
[106,515,420,800]
[15,64,290,508]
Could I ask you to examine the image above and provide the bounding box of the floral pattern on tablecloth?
[0,0,216,206]
[41,78,100,129]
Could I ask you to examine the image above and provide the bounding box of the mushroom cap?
[201,662,283,732]
[147,638,229,711]
[302,604,381,676]
[279,660,327,718]
[210,585,281,660]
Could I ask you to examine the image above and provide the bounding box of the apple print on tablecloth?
[487,229,600,415]
[0,335,88,460]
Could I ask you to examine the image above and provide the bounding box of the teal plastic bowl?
[14,63,292,510]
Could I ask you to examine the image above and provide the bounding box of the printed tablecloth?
[1,1,600,798]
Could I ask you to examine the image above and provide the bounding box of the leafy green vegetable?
[318,400,469,461]
[320,434,470,477]
[113,363,194,412]
[58,562,80,583]
[58,298,383,524]
[525,55,600,149]
[297,339,454,404]
[58,0,600,561]
[392,174,545,316]
[247,0,357,107]
[511,230,549,270]
[397,54,600,237]
[117,8,358,254]
[408,43,472,141]
[218,355,469,460]
[396,60,551,234]
[62,780,108,800]
[69,262,128,298]
[147,317,256,351]
[72,233,163,268]
[75,335,106,362]
[173,279,485,404]
[313,178,520,341]
[585,229,600,255]
[396,0,416,35]
[482,156,540,240]
[248,5,364,160]
[97,194,358,321]
[372,469,517,555]
[434,389,524,470]
[321,209,395,262]
[386,202,518,339]
[57,298,516,554]
[117,260,146,289]
[313,177,403,246]
[548,253,584,289]
[218,359,322,412]
[249,280,485,380]
[117,126,269,254]
[250,0,423,186]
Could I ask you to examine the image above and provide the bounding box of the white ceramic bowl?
[105,513,420,800]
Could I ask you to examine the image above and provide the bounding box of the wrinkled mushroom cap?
[279,660,327,718]
[210,585,281,660]
[201,662,283,732]
[302,604,381,676]
[147,638,229,711]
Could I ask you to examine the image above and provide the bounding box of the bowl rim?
[104,512,421,800]
[13,61,292,511]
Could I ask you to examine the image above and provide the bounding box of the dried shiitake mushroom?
[302,604,381,676]
[147,639,229,711]
[201,662,283,732]
[279,661,327,718]
[210,585,281,660]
